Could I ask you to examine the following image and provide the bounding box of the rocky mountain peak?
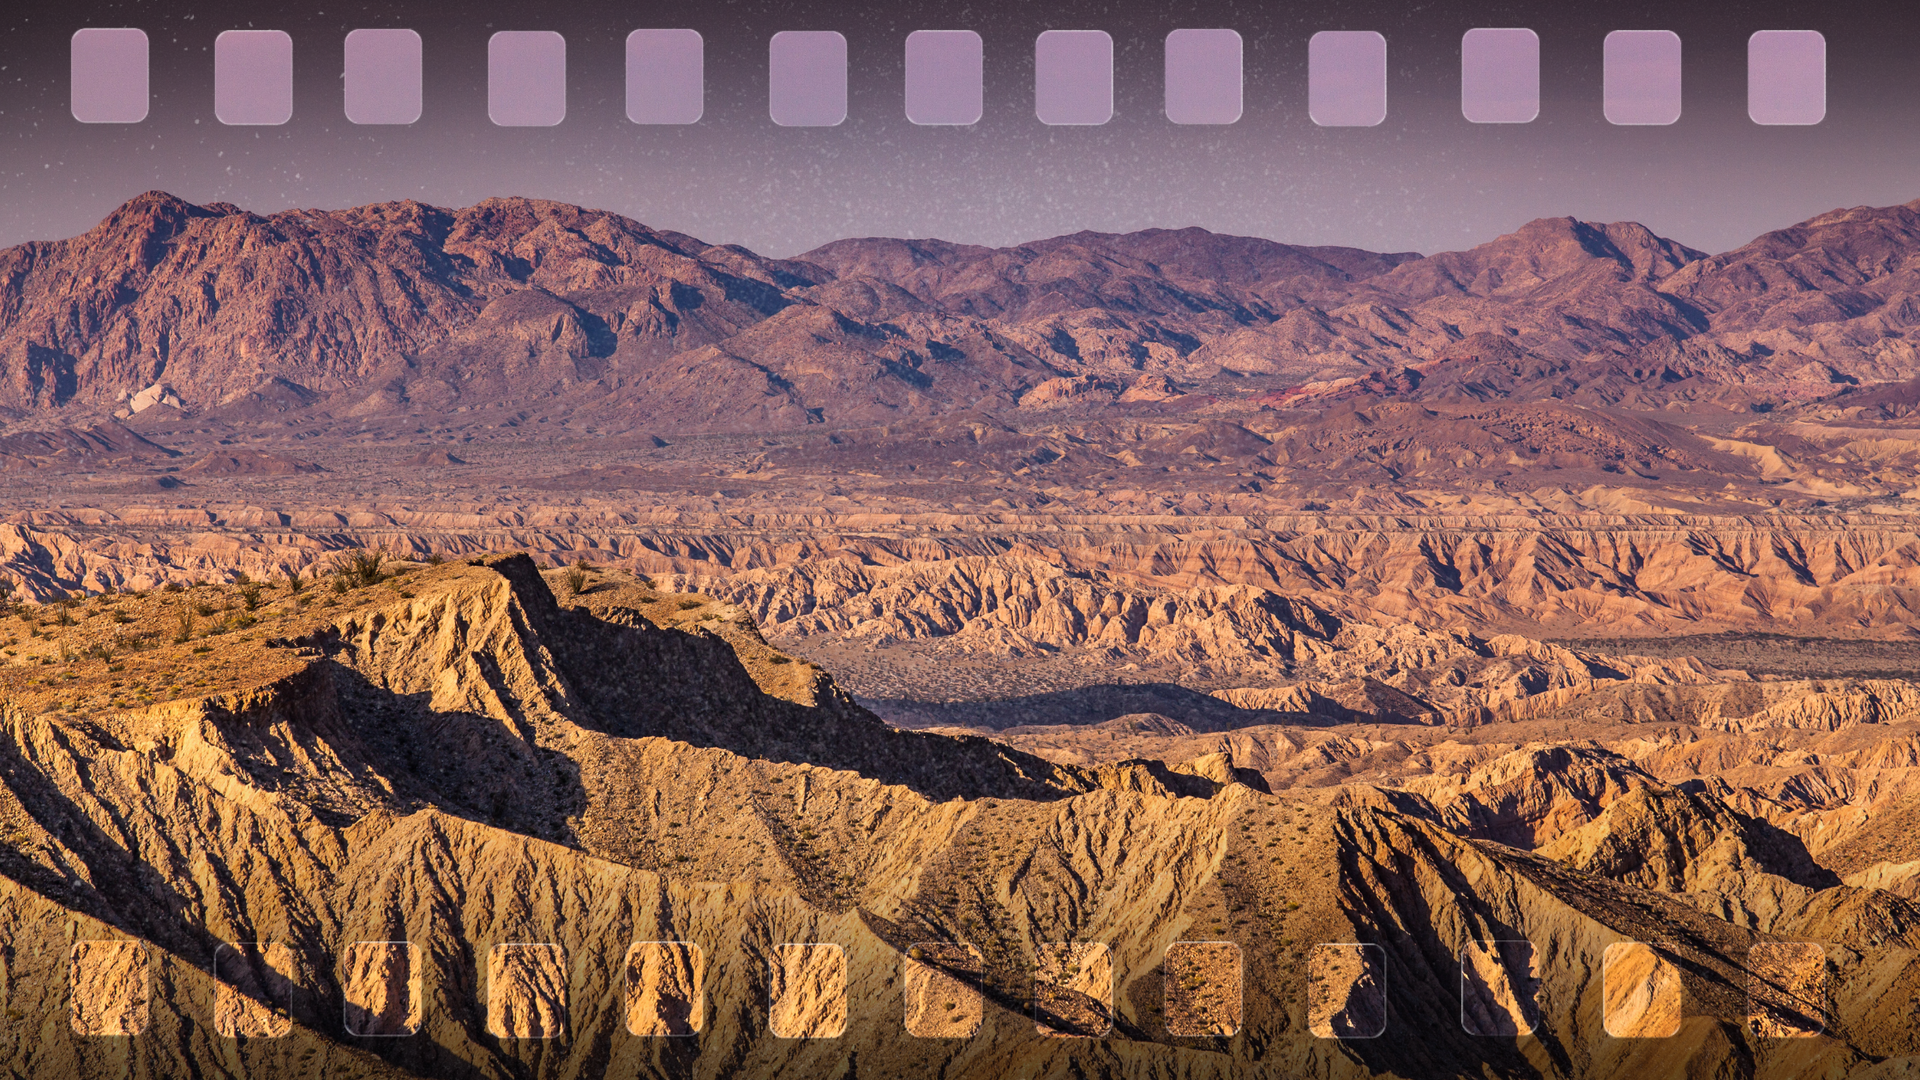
[9,193,1920,424]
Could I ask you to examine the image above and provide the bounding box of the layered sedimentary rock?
[0,556,1913,1078]
[11,193,1920,1078]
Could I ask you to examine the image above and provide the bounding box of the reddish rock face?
[0,192,843,420]
[16,193,1920,1080]
[8,194,1920,427]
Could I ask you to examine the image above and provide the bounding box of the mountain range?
[9,193,1920,428]
[10,195,1920,1078]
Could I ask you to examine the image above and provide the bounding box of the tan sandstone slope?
[0,554,1914,1078]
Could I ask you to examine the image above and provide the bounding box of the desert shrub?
[238,582,263,611]
[676,599,704,610]
[192,601,216,617]
[284,569,305,594]
[329,548,388,588]
[173,609,195,644]
[563,558,590,597]
[426,552,445,566]
[162,582,183,593]
[331,577,349,595]
[55,609,75,627]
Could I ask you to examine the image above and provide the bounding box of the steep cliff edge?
[0,554,1914,1078]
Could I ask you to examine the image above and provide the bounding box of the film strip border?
[65,27,1827,129]
[63,936,1828,1041]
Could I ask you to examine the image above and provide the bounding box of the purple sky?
[0,0,1909,258]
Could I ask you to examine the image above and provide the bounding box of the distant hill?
[7,193,1920,428]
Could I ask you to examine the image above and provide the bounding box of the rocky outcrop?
[15,195,1920,420]
[692,554,1341,674]
[1,555,1915,1078]
[0,193,1051,427]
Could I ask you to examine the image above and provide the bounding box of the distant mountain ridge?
[5,192,1920,429]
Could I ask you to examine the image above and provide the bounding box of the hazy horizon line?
[23,186,1917,263]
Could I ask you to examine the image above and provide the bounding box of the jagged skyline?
[6,24,1920,1070]
[0,0,1911,258]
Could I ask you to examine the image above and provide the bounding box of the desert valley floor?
[7,194,1920,1076]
